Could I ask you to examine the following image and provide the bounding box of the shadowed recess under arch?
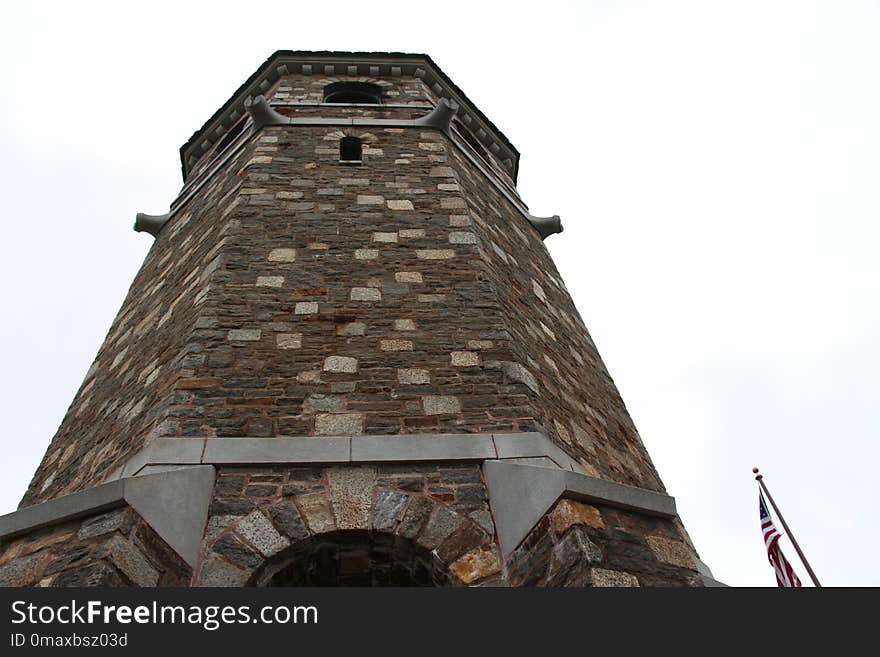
[250,530,454,587]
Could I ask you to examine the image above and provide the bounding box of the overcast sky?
[1,1,877,587]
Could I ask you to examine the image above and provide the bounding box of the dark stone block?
[212,533,263,569]
[397,496,434,539]
[544,526,603,587]
[51,562,126,587]
[268,500,310,540]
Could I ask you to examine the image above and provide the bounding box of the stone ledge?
[0,466,215,568]
[483,460,677,557]
[117,431,585,476]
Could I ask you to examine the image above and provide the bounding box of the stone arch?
[249,529,453,586]
[193,465,502,587]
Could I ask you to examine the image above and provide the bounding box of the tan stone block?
[357,195,384,205]
[645,535,697,570]
[398,368,430,385]
[296,492,337,534]
[416,249,455,260]
[294,302,318,315]
[423,395,461,415]
[351,287,381,301]
[355,248,379,260]
[228,329,261,341]
[315,413,363,435]
[550,499,605,535]
[276,333,302,349]
[394,319,416,331]
[323,356,358,373]
[395,271,423,283]
[327,466,377,530]
[591,568,640,587]
[268,248,297,262]
[467,340,493,350]
[372,232,398,243]
[380,339,413,351]
[256,276,284,287]
[451,351,480,367]
[387,199,414,210]
[450,547,501,584]
[449,231,477,244]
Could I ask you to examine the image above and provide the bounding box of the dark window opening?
[453,121,489,160]
[215,117,247,154]
[340,136,363,162]
[323,81,383,104]
[254,530,451,587]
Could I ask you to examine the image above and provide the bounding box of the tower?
[0,51,719,587]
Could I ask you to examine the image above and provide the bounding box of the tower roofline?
[179,50,522,183]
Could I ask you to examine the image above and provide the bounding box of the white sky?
[1,1,877,587]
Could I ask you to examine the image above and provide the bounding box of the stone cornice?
[179,51,521,183]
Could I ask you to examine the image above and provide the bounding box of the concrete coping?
[118,431,588,478]
[1,433,690,576]
[483,460,678,557]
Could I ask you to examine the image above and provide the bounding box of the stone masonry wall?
[447,145,666,492]
[505,498,702,587]
[167,122,538,439]
[0,506,190,587]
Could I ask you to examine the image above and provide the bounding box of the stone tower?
[0,51,720,587]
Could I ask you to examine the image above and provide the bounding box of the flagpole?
[752,467,822,587]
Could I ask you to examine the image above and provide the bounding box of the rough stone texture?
[450,546,501,584]
[423,396,461,415]
[103,534,160,586]
[550,499,605,535]
[77,508,134,540]
[267,500,310,540]
[591,568,640,587]
[0,506,190,587]
[268,248,297,262]
[398,368,430,385]
[276,333,302,349]
[198,556,250,587]
[372,489,408,531]
[450,351,479,367]
[505,499,701,587]
[327,466,376,529]
[645,535,697,570]
[314,413,363,436]
[235,510,290,557]
[323,355,358,373]
[418,505,465,549]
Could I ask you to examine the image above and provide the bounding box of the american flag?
[759,491,802,587]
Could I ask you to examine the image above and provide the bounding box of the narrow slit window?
[340,136,363,163]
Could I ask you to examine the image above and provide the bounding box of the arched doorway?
[251,530,453,587]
